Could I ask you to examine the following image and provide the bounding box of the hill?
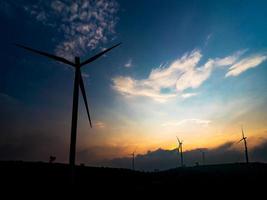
[0,161,266,196]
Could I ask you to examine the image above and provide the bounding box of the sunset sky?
[1,0,267,167]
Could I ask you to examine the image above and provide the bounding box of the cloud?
[204,33,213,47]
[162,118,211,127]
[23,0,119,60]
[225,54,267,77]
[112,49,244,102]
[77,145,127,164]
[124,59,133,68]
[0,130,66,162]
[112,76,177,102]
[251,140,267,161]
[94,121,105,129]
[81,72,90,78]
[181,92,198,99]
[102,139,267,171]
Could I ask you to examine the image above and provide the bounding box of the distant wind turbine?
[176,137,184,167]
[131,151,136,170]
[237,126,249,163]
[201,150,205,165]
[15,43,121,170]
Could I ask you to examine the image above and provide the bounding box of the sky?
[0,0,267,170]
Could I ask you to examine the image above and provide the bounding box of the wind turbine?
[201,150,205,165]
[176,137,184,167]
[130,150,136,170]
[237,126,249,163]
[132,152,135,170]
[15,43,121,169]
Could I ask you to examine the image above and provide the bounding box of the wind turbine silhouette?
[131,151,135,170]
[201,150,205,165]
[130,149,137,170]
[176,137,184,167]
[237,126,249,163]
[15,43,121,169]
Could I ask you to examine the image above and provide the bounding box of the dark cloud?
[251,139,267,162]
[104,148,180,171]
[101,141,267,171]
[0,130,68,162]
[0,94,69,163]
[76,145,127,165]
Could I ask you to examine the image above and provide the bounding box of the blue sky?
[0,0,267,165]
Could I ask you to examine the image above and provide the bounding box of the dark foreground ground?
[0,161,266,196]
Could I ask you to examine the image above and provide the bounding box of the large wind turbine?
[15,43,121,168]
[237,126,249,163]
[176,137,184,167]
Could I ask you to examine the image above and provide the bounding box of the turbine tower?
[15,43,121,169]
[132,152,135,170]
[237,126,249,163]
[201,150,205,165]
[176,137,184,167]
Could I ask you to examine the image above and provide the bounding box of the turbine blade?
[14,43,75,67]
[80,43,121,67]
[78,71,92,128]
[176,136,181,144]
[241,126,245,139]
[237,138,243,144]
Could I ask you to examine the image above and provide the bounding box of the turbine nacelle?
[176,136,183,149]
[75,56,80,66]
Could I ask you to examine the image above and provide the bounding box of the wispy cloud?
[94,121,105,129]
[204,33,213,47]
[162,118,211,127]
[112,49,245,102]
[81,72,90,78]
[24,0,119,60]
[112,76,177,102]
[225,54,267,77]
[124,58,133,68]
[181,92,198,99]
